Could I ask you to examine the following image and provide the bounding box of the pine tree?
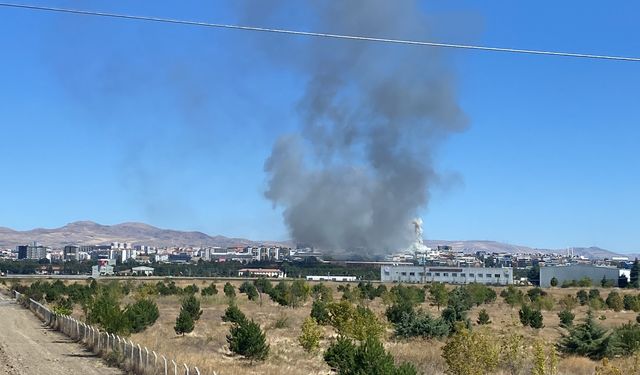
[182,294,203,321]
[222,303,246,324]
[477,309,491,325]
[227,319,269,361]
[631,258,640,288]
[174,308,194,335]
[224,282,236,298]
[558,311,609,360]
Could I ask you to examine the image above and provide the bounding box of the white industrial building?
[539,264,623,287]
[380,265,513,285]
[306,275,357,282]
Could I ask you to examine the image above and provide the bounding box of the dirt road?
[0,293,122,375]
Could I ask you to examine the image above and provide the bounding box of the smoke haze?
[261,1,469,253]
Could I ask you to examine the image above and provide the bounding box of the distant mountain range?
[0,221,633,259]
[0,221,284,249]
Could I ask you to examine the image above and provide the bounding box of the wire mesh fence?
[13,290,211,375]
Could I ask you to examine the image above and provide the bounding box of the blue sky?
[0,1,638,252]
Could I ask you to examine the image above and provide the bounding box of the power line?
[1,2,639,63]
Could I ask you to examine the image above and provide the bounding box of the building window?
[418,272,424,276]
[452,273,457,277]
[478,274,483,277]
[443,273,449,277]
[486,274,492,278]
[401,272,407,276]
[384,272,389,275]
[461,273,466,277]
[469,273,474,277]
[426,272,432,276]
[409,272,415,276]
[435,273,440,276]
[495,274,500,278]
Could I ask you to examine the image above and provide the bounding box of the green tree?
[577,290,589,305]
[227,319,270,361]
[578,277,593,287]
[631,258,640,288]
[557,312,609,360]
[182,294,203,321]
[224,282,236,298]
[442,328,500,375]
[311,300,331,325]
[605,291,624,312]
[429,283,448,310]
[324,336,417,375]
[174,308,194,335]
[606,322,640,357]
[559,295,579,311]
[299,316,323,352]
[222,303,247,324]
[558,309,575,327]
[477,309,491,325]
[550,277,558,287]
[327,301,384,341]
[385,300,414,325]
[124,299,159,333]
[519,304,543,328]
[500,285,525,308]
[624,294,640,312]
[395,310,450,339]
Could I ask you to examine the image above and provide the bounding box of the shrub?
[385,300,414,325]
[299,316,323,352]
[477,309,491,325]
[550,277,558,287]
[606,291,624,312]
[501,285,525,307]
[577,290,589,305]
[311,300,331,325]
[312,283,333,302]
[578,277,593,287]
[239,282,259,301]
[395,310,450,339]
[607,322,640,357]
[624,294,640,312]
[559,295,578,311]
[224,282,236,298]
[273,314,290,329]
[183,284,199,295]
[174,308,194,335]
[324,336,417,375]
[519,304,543,328]
[558,309,575,327]
[253,277,273,294]
[201,283,218,296]
[227,319,269,361]
[222,304,247,324]
[442,328,499,375]
[327,301,384,341]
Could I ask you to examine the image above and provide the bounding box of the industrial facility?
[539,263,625,287]
[380,265,514,285]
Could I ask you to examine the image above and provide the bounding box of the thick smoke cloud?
[262,1,468,253]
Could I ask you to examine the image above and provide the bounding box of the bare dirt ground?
[0,293,122,375]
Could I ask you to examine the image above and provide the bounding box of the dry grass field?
[6,278,640,374]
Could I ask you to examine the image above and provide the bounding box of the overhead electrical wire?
[1,2,639,62]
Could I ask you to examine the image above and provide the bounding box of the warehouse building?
[539,264,622,288]
[380,265,513,285]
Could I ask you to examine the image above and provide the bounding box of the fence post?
[145,347,149,371]
[153,351,158,374]
[137,344,142,370]
[162,355,168,375]
[183,364,189,375]
[194,367,200,375]
[130,340,135,369]
[171,360,177,375]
